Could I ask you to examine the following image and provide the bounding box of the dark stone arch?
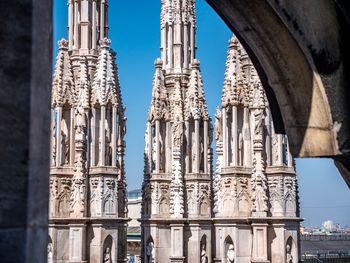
[206,0,350,186]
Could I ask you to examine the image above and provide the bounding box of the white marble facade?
[49,1,128,262]
[141,0,213,262]
[141,1,300,262]
[212,36,300,263]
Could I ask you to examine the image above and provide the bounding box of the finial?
[100,38,111,48]
[154,58,163,69]
[58,39,69,50]
[228,35,239,49]
[191,59,200,69]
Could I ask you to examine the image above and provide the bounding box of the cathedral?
[141,1,300,263]
[48,0,128,262]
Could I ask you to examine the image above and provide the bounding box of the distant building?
[127,189,142,263]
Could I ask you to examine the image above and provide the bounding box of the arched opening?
[200,235,208,263]
[103,235,113,263]
[224,236,235,263]
[285,236,296,263]
[145,236,155,263]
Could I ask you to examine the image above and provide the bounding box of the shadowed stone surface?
[0,0,52,262]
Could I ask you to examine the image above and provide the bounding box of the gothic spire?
[52,39,75,107]
[148,59,169,122]
[185,59,208,120]
[91,38,121,107]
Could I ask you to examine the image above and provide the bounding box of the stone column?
[168,25,174,69]
[91,108,96,166]
[183,24,189,68]
[70,108,75,166]
[243,107,251,166]
[92,0,97,49]
[174,23,182,71]
[277,134,283,166]
[265,110,272,166]
[166,122,171,172]
[161,27,167,65]
[112,107,117,167]
[100,106,106,166]
[222,107,228,166]
[147,122,153,170]
[100,0,106,40]
[74,0,79,50]
[190,25,195,63]
[155,120,160,173]
[68,0,74,50]
[194,118,200,173]
[185,120,190,173]
[56,107,62,166]
[287,138,293,167]
[80,0,90,51]
[204,120,208,173]
[231,105,238,166]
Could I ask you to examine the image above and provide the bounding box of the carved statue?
[286,244,293,263]
[192,139,197,170]
[61,131,69,165]
[227,244,235,263]
[238,132,243,165]
[254,108,264,135]
[75,106,86,135]
[146,241,154,263]
[200,244,208,263]
[172,119,183,148]
[215,107,222,141]
[103,247,112,263]
[105,120,112,165]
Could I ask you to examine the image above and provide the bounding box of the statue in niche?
[105,121,112,165]
[200,244,208,263]
[227,244,235,263]
[286,244,293,263]
[151,135,156,171]
[151,131,164,172]
[254,108,264,135]
[172,118,183,148]
[103,247,112,263]
[146,241,154,263]
[61,131,69,165]
[75,106,86,135]
[238,132,243,166]
[214,107,222,141]
[192,138,197,171]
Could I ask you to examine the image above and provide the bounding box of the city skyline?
[53,0,350,227]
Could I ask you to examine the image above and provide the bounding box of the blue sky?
[54,0,350,227]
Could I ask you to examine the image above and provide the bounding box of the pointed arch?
[224,235,235,263]
[198,194,210,216]
[159,196,169,215]
[103,235,113,263]
[57,191,70,217]
[200,235,208,263]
